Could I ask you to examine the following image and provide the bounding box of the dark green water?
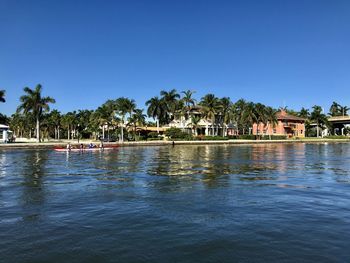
[1,143,350,262]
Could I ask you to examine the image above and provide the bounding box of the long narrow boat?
[54,145,118,152]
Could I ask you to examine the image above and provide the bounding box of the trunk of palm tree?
[36,117,40,143]
[156,118,159,134]
[102,125,105,140]
[316,122,319,138]
[68,126,70,140]
[120,116,124,142]
[58,126,60,140]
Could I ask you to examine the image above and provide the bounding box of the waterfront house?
[167,106,231,136]
[252,110,305,138]
[0,124,11,143]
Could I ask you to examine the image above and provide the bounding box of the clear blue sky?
[1,0,349,115]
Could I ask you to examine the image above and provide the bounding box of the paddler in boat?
[99,141,104,149]
[66,142,71,151]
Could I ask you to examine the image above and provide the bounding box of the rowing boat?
[54,146,118,152]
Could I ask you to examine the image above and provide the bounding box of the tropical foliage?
[4,85,350,141]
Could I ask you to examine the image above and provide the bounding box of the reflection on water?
[1,143,350,262]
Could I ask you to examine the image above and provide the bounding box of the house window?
[273,129,276,134]
[300,130,303,134]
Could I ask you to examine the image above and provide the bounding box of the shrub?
[165,127,192,140]
[261,135,287,140]
[196,136,229,140]
[147,132,159,139]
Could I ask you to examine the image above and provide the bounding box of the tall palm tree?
[311,105,328,138]
[115,97,136,142]
[265,107,278,140]
[181,90,196,114]
[189,115,201,136]
[48,109,61,140]
[199,94,220,136]
[329,101,341,117]
[219,97,232,137]
[232,98,248,134]
[128,109,146,139]
[17,84,55,142]
[0,90,5,103]
[146,96,163,133]
[298,107,310,119]
[242,102,257,135]
[339,105,349,116]
[254,103,267,138]
[61,112,76,140]
[160,89,180,121]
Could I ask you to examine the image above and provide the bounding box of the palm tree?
[17,84,55,142]
[146,96,163,133]
[0,90,5,103]
[160,89,180,121]
[95,100,117,141]
[199,94,220,136]
[181,90,196,114]
[310,105,328,138]
[48,110,61,140]
[128,109,146,139]
[329,102,341,116]
[265,107,278,140]
[115,97,136,142]
[298,107,310,119]
[254,103,267,138]
[232,99,247,134]
[61,112,76,140]
[189,115,201,136]
[242,102,257,135]
[339,105,349,116]
[219,97,232,137]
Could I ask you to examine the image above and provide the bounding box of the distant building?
[168,106,231,136]
[253,110,305,138]
[0,124,11,143]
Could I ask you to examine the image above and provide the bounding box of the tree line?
[0,85,349,142]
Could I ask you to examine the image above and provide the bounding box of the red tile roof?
[276,110,305,121]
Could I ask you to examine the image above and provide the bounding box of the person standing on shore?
[66,142,71,151]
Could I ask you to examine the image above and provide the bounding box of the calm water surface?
[1,143,350,262]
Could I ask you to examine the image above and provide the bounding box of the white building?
[0,124,11,143]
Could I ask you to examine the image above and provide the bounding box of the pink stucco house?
[253,110,305,138]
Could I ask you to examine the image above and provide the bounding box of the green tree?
[310,105,328,138]
[253,103,267,138]
[160,89,180,121]
[199,94,221,136]
[17,84,55,142]
[61,112,76,140]
[115,97,136,142]
[128,108,146,139]
[219,97,232,137]
[189,115,201,136]
[242,102,257,135]
[265,107,278,140]
[146,96,164,133]
[339,105,349,116]
[329,101,340,116]
[48,109,61,140]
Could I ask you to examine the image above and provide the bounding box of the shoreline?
[1,138,350,149]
